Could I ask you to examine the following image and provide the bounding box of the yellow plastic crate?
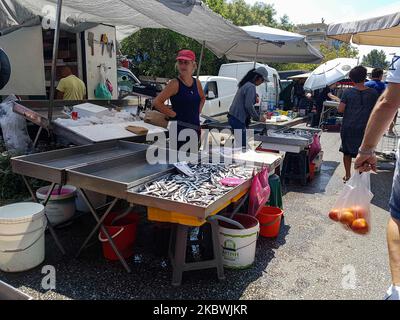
[147,189,249,227]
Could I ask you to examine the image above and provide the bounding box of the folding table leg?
[22,177,66,255]
[210,219,225,281]
[33,127,43,148]
[171,224,188,287]
[75,194,118,258]
[77,189,131,273]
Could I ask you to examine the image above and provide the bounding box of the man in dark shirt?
[365,68,387,96]
[366,68,398,135]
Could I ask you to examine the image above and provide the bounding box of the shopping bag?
[144,110,169,128]
[258,164,270,189]
[106,79,113,94]
[309,134,321,162]
[248,169,271,216]
[328,172,373,235]
[95,82,112,100]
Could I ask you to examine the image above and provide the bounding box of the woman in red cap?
[153,49,205,149]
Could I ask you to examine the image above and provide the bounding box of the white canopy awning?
[327,12,400,47]
[206,25,323,63]
[1,1,323,63]
[1,0,250,46]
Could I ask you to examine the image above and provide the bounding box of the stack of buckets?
[0,203,47,272]
[36,185,77,225]
[219,206,283,270]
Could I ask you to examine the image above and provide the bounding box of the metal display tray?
[11,140,149,184]
[0,281,32,300]
[126,168,253,220]
[66,150,176,198]
[255,127,322,147]
[254,134,311,147]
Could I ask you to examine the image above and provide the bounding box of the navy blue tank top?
[170,77,201,131]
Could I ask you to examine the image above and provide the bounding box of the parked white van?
[218,62,281,107]
[199,76,238,118]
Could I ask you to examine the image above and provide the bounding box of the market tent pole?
[48,0,63,123]
[197,41,206,79]
[253,39,260,68]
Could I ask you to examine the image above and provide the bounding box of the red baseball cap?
[176,49,196,62]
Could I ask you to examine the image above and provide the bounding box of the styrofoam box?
[73,103,109,118]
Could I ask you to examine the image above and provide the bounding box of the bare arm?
[56,90,64,100]
[152,80,178,118]
[196,79,206,113]
[328,92,340,102]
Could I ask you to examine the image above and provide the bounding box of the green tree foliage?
[361,49,390,69]
[271,43,359,72]
[121,0,294,77]
[121,29,227,78]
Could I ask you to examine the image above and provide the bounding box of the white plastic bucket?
[75,190,107,213]
[0,203,46,272]
[36,185,76,225]
[218,214,259,269]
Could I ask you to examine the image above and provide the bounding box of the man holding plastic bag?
[354,55,400,300]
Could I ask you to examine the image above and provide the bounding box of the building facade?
[295,22,337,49]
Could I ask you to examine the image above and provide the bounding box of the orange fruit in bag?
[329,209,340,222]
[339,210,356,226]
[351,206,367,219]
[351,218,369,235]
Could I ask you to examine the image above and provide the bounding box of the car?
[117,67,141,96]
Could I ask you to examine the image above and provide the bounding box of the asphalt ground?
[0,131,395,300]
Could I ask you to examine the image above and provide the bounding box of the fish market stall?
[203,116,311,133]
[255,127,322,153]
[11,142,282,284]
[12,99,167,146]
[255,126,323,185]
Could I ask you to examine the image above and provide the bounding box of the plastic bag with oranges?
[328,172,373,235]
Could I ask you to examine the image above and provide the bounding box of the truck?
[218,62,281,109]
[199,76,238,118]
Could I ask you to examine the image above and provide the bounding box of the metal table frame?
[13,141,150,272]
[21,178,66,255]
[76,190,132,273]
[21,175,134,273]
[319,102,339,129]
[13,143,281,282]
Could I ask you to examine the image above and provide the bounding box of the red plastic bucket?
[256,206,283,238]
[99,212,140,261]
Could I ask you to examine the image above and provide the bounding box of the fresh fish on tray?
[137,163,253,207]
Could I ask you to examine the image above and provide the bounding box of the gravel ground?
[0,131,394,300]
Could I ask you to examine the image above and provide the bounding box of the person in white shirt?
[355,55,400,300]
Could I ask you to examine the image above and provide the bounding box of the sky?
[244,0,400,61]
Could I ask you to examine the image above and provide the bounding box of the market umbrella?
[327,12,400,47]
[304,58,358,91]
